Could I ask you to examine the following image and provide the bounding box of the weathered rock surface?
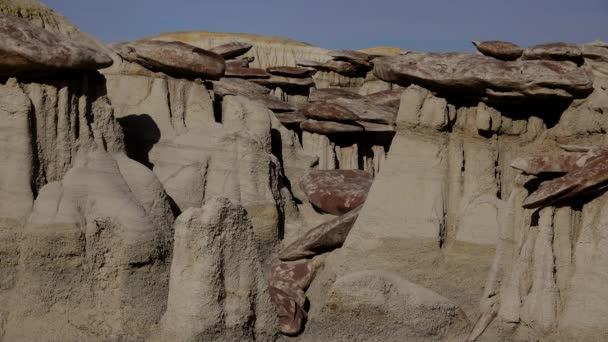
[522,42,583,64]
[280,206,362,261]
[211,77,271,96]
[159,197,277,342]
[472,40,523,61]
[275,110,306,128]
[225,66,270,78]
[330,97,398,124]
[250,75,315,92]
[374,52,594,101]
[0,14,112,76]
[267,66,316,78]
[300,119,364,134]
[269,260,319,335]
[299,170,372,215]
[365,89,403,109]
[302,102,360,122]
[297,59,368,77]
[226,56,255,68]
[300,271,470,342]
[111,39,225,79]
[328,49,372,67]
[308,88,364,102]
[513,146,608,209]
[209,41,253,59]
[211,78,296,112]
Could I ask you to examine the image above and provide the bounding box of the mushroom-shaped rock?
[250,75,315,92]
[267,66,316,78]
[510,146,608,209]
[373,52,594,101]
[365,89,403,109]
[279,205,362,261]
[112,40,225,79]
[302,102,361,122]
[0,15,113,76]
[522,42,583,64]
[472,40,523,61]
[300,119,364,134]
[225,66,270,78]
[209,41,253,59]
[269,260,319,336]
[309,88,364,102]
[328,49,372,67]
[299,169,372,215]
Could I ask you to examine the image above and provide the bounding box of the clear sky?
[43,0,607,52]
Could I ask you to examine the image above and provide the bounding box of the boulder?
[269,260,319,335]
[523,42,583,64]
[299,169,372,215]
[267,66,316,78]
[280,206,362,261]
[302,102,361,122]
[111,39,225,79]
[225,66,270,78]
[0,15,112,76]
[373,52,594,101]
[300,119,364,134]
[209,41,253,59]
[472,40,523,61]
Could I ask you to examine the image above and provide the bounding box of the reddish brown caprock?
[299,169,372,215]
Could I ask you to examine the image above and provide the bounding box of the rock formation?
[1,1,608,341]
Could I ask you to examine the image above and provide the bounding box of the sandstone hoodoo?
[0,14,113,75]
[111,39,225,79]
[2,1,608,341]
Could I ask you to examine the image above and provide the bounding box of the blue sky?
[43,0,607,52]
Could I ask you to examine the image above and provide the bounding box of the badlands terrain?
[1,0,608,341]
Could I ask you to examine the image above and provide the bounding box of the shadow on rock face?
[117,113,161,169]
